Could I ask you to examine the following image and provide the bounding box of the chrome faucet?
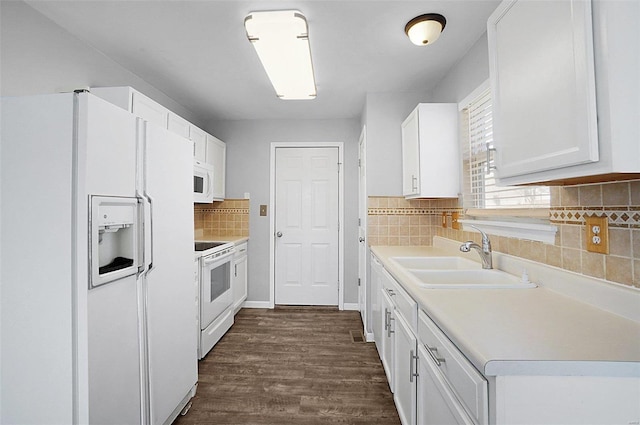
[460,225,493,269]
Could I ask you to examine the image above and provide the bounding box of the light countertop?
[370,243,640,377]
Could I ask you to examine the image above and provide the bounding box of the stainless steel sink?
[409,269,537,289]
[389,256,480,270]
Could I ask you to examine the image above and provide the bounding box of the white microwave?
[194,160,214,203]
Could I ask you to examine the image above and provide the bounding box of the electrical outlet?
[585,216,609,254]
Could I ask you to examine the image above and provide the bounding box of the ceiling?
[25,0,500,122]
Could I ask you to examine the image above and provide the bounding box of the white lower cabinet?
[371,255,384,357]
[418,310,488,425]
[394,312,418,425]
[417,344,474,425]
[232,242,248,314]
[381,288,395,392]
[371,252,487,425]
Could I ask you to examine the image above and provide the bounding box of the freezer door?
[81,94,144,424]
[141,121,198,425]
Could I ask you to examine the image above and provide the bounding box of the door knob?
[276,231,283,238]
[359,237,365,242]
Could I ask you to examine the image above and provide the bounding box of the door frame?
[269,142,344,309]
[357,126,371,340]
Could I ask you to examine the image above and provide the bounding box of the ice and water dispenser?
[90,196,141,289]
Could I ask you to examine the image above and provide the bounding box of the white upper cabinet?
[206,134,226,201]
[488,0,640,185]
[92,86,229,198]
[131,91,169,129]
[401,103,459,198]
[190,125,207,163]
[167,112,191,140]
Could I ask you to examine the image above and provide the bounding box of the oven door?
[194,160,214,203]
[200,252,233,329]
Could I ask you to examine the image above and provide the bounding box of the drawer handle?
[386,288,396,297]
[425,344,445,367]
[384,308,389,331]
[409,350,419,382]
[388,315,395,337]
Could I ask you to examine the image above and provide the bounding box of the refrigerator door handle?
[140,194,154,274]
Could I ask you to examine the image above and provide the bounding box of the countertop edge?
[370,242,640,377]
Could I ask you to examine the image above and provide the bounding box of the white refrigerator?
[1,92,197,425]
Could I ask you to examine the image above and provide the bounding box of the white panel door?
[275,147,339,305]
[358,127,368,333]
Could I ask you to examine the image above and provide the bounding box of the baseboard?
[342,303,360,311]
[241,301,272,309]
[365,332,375,342]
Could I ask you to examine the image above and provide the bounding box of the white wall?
[431,33,490,103]
[209,119,361,304]
[0,0,205,127]
[363,91,431,196]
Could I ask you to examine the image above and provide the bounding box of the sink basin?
[409,269,537,289]
[390,256,480,270]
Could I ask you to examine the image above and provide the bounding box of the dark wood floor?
[174,306,401,424]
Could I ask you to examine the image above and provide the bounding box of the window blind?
[461,88,549,210]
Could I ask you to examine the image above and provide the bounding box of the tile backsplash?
[368,180,640,289]
[194,199,249,237]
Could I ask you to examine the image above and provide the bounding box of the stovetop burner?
[195,241,227,251]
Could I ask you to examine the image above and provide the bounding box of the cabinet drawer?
[418,309,488,425]
[235,242,248,257]
[381,268,417,333]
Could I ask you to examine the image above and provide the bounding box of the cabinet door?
[232,244,248,314]
[371,255,384,356]
[167,112,190,139]
[401,108,420,197]
[381,289,395,393]
[417,344,474,425]
[191,126,207,162]
[488,0,598,180]
[206,135,226,200]
[394,313,417,425]
[131,92,168,129]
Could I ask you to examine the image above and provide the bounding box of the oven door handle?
[203,252,233,266]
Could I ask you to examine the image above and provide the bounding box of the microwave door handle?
[207,169,213,197]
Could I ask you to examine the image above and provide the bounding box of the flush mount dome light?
[405,13,447,46]
[244,10,317,100]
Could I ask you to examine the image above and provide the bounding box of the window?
[460,82,550,214]
[458,81,556,243]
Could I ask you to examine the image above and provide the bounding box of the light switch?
[259,205,267,216]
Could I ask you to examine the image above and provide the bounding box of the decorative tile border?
[197,208,249,214]
[550,206,640,228]
[368,207,463,216]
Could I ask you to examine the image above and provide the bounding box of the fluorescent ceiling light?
[244,10,317,100]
